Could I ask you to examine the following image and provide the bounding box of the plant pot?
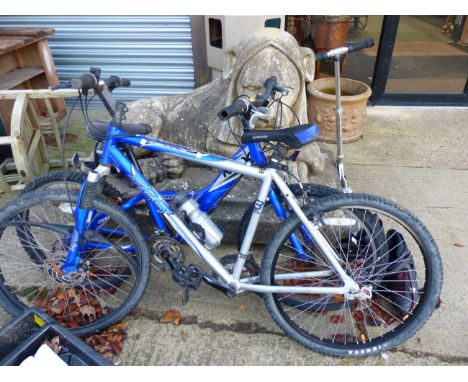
[307,78,372,143]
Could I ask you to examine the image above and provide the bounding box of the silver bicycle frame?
[153,163,360,296]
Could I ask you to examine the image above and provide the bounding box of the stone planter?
[307,78,372,143]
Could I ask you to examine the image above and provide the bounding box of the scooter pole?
[334,55,352,193]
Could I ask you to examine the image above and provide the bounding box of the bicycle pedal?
[171,263,202,291]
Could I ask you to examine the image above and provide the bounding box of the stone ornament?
[126,28,327,183]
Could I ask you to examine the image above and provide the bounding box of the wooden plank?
[27,101,42,129]
[0,28,55,38]
[0,136,12,145]
[28,136,42,176]
[49,158,73,168]
[43,98,63,152]
[0,173,11,193]
[10,93,33,180]
[24,114,39,176]
[11,184,25,191]
[38,131,49,164]
[41,161,50,173]
[0,67,44,90]
[36,39,66,116]
[0,88,79,99]
[9,93,28,138]
[27,129,41,159]
[3,174,20,181]
[23,112,34,151]
[0,36,33,55]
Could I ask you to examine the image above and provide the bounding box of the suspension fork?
[61,166,111,274]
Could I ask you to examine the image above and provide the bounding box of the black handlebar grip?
[71,73,97,91]
[315,39,375,61]
[120,78,131,87]
[79,73,97,90]
[218,98,249,121]
[105,75,131,90]
[254,76,278,106]
[346,39,375,53]
[264,76,278,97]
[264,76,278,87]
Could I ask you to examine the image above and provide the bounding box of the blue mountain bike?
[0,41,442,357]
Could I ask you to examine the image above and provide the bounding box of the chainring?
[150,235,185,271]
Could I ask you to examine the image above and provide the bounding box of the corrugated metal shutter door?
[0,16,195,103]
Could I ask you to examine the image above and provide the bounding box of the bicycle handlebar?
[53,68,131,93]
[70,73,98,92]
[315,39,374,61]
[219,76,291,121]
[218,98,250,121]
[106,75,131,90]
[256,76,289,106]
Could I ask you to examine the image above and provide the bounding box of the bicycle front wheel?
[0,189,150,336]
[260,193,443,357]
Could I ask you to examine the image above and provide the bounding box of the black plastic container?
[0,308,112,366]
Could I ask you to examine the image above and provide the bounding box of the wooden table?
[0,28,66,134]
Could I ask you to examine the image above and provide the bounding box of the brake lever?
[276,85,289,96]
[249,107,269,129]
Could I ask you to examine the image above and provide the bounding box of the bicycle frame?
[64,124,360,296]
[91,132,312,259]
[105,136,289,235]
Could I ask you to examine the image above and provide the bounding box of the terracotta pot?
[307,78,372,143]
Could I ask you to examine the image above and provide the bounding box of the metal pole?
[334,56,352,193]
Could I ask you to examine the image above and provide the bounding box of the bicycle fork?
[61,166,111,274]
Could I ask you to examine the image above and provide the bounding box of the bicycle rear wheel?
[261,193,443,357]
[0,190,150,336]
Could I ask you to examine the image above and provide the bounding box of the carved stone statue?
[126,28,327,183]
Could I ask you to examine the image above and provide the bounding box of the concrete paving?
[0,106,467,365]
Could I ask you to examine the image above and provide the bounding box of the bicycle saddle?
[87,120,152,141]
[241,124,319,149]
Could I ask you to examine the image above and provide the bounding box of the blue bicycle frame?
[102,137,289,234]
[81,129,301,253]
